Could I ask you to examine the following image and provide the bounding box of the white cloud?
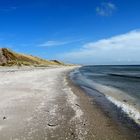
[39,41,69,47]
[39,39,83,47]
[96,2,116,16]
[59,30,140,64]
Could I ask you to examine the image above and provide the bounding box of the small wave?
[108,73,140,79]
[70,68,140,126]
[106,95,140,125]
[92,82,140,126]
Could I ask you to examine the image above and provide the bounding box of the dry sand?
[0,66,136,140]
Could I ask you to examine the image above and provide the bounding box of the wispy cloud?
[59,30,140,64]
[39,39,82,47]
[96,2,116,16]
[39,41,68,47]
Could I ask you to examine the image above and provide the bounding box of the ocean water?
[70,65,140,126]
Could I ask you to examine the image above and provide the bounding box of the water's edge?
[69,67,140,138]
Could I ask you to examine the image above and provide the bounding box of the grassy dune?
[0,48,65,66]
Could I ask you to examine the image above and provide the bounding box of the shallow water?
[70,65,140,129]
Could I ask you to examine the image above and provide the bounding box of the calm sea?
[70,65,140,126]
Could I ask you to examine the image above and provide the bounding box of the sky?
[0,0,140,64]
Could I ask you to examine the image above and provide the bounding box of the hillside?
[0,48,65,66]
[50,60,65,65]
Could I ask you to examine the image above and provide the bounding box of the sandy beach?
[0,66,137,140]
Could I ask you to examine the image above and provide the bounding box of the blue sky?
[0,0,140,64]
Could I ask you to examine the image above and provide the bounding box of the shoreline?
[0,66,139,139]
[67,68,140,139]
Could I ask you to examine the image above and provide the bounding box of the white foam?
[106,95,140,125]
[91,81,140,125]
[93,82,140,125]
[75,74,140,125]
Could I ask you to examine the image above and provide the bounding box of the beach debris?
[123,99,127,102]
[75,104,80,107]
[71,132,74,135]
[71,132,76,137]
[3,116,6,120]
[47,123,57,127]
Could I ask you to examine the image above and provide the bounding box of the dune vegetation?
[0,48,65,66]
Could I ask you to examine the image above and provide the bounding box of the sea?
[70,65,140,136]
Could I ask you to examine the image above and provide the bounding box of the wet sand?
[0,66,137,139]
[68,77,139,140]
